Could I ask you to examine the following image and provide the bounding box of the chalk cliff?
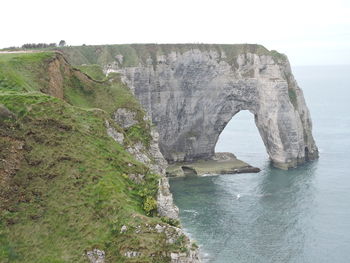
[98,44,318,169]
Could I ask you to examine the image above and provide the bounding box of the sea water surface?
[169,65,350,263]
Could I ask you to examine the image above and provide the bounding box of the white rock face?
[86,249,105,263]
[113,108,138,128]
[157,177,179,219]
[165,226,201,263]
[120,225,128,233]
[106,106,198,260]
[111,48,318,169]
[105,120,124,144]
[124,251,142,258]
[106,108,179,219]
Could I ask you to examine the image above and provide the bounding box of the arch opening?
[215,110,268,168]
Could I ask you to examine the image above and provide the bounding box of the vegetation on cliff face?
[0,52,191,262]
[75,64,107,81]
[58,44,287,68]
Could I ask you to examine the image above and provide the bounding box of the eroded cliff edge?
[64,44,318,169]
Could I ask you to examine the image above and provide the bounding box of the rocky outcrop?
[119,221,200,263]
[86,249,105,263]
[104,44,318,169]
[166,152,260,177]
[157,177,179,219]
[106,108,199,261]
[106,109,179,219]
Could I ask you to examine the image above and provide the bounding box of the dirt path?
[0,50,41,54]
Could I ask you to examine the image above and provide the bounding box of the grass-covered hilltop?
[2,43,287,67]
[0,51,199,263]
[59,43,287,68]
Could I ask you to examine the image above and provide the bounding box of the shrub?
[143,196,157,216]
[161,217,180,227]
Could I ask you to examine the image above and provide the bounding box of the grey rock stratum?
[61,44,318,170]
[102,44,318,169]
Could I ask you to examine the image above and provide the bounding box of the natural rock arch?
[104,44,318,169]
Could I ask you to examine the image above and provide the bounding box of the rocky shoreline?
[166,152,260,177]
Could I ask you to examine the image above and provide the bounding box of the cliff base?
[166,152,260,177]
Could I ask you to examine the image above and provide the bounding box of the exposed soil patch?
[0,136,25,210]
[47,57,64,99]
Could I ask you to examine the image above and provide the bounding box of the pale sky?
[1,0,349,66]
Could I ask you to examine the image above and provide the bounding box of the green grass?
[0,44,288,74]
[0,52,190,262]
[62,70,152,148]
[0,93,186,263]
[63,73,136,113]
[0,52,55,93]
[74,64,106,81]
[0,51,152,148]
[270,50,288,62]
[57,43,287,68]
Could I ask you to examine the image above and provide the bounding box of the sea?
[169,65,350,263]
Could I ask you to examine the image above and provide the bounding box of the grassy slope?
[0,52,187,262]
[64,66,152,148]
[0,52,55,93]
[75,64,107,81]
